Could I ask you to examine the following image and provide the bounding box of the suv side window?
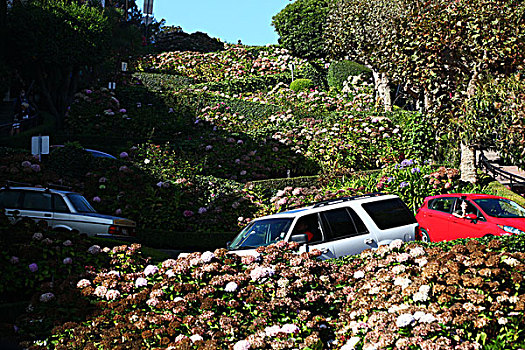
[0,190,22,208]
[361,198,417,230]
[321,208,364,240]
[22,192,52,211]
[293,214,323,243]
[53,194,70,213]
[429,197,455,213]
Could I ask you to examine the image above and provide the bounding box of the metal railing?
[478,151,525,192]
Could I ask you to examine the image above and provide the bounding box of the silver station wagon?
[0,186,136,238]
[227,193,418,259]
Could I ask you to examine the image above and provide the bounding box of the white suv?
[227,193,418,259]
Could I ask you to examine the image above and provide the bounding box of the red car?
[416,193,525,242]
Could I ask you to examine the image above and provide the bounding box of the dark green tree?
[6,0,111,129]
[272,0,329,88]
[272,0,329,60]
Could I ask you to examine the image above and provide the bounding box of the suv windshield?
[229,218,293,250]
[474,198,525,218]
[67,194,96,213]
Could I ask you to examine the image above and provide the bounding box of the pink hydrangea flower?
[63,240,73,247]
[94,285,108,298]
[144,265,159,276]
[175,334,189,343]
[183,210,194,218]
[233,340,251,350]
[92,196,101,203]
[63,257,72,265]
[88,245,101,254]
[29,263,38,272]
[39,292,55,303]
[224,282,238,293]
[135,277,148,288]
[281,324,299,334]
[146,298,160,307]
[31,164,41,172]
[77,279,91,288]
[107,270,120,278]
[396,253,411,263]
[119,152,129,158]
[389,239,403,250]
[250,266,275,281]
[10,256,19,264]
[105,289,121,301]
[200,251,215,263]
[32,232,43,240]
[190,334,203,342]
[265,325,281,337]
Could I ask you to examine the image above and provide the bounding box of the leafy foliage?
[289,78,314,92]
[327,60,372,91]
[462,73,525,168]
[272,0,329,60]
[6,0,111,127]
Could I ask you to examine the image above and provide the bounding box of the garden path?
[482,149,525,194]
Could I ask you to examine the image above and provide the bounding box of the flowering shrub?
[14,237,525,349]
[65,86,190,140]
[135,45,307,83]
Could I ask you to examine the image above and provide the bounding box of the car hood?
[491,217,525,230]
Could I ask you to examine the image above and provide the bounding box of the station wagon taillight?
[108,226,119,235]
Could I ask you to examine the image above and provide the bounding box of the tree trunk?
[460,142,477,183]
[372,71,392,112]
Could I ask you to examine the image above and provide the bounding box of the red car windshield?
[474,198,525,218]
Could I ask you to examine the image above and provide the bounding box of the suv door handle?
[44,214,52,218]
[318,248,329,254]
[364,238,374,245]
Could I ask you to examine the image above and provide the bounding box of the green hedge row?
[132,72,194,91]
[137,229,236,251]
[247,175,321,191]
[193,72,293,94]
[134,72,283,119]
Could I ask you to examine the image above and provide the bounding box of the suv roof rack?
[279,192,386,212]
[5,180,33,188]
[46,182,73,191]
[312,192,386,208]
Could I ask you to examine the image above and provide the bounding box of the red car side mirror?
[465,213,478,221]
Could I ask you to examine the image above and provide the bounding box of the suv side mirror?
[290,233,309,244]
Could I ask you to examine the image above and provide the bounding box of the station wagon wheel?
[420,228,431,243]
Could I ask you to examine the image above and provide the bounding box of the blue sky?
[137,0,292,46]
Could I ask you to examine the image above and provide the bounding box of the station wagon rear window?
[362,198,416,230]
[67,194,96,213]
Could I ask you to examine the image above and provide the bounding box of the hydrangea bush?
[12,237,525,349]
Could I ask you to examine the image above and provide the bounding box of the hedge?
[137,229,236,251]
[327,60,372,91]
[193,72,293,94]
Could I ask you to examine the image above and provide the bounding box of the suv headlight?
[497,225,525,235]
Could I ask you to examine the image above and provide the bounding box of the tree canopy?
[7,0,111,128]
[272,0,329,60]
